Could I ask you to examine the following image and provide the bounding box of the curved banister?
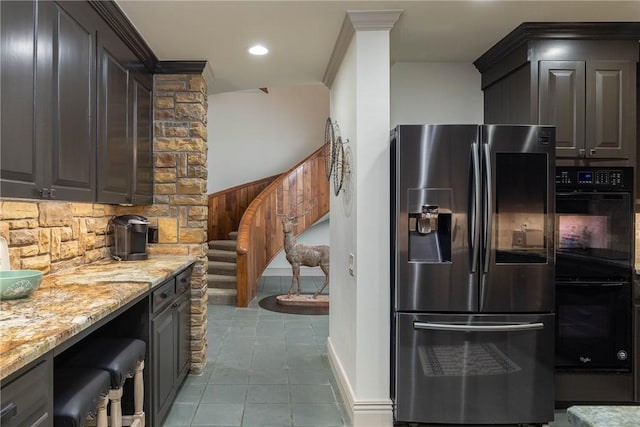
[236,144,329,306]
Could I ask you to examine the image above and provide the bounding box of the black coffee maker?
[108,215,149,261]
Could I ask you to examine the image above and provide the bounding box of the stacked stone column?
[149,74,209,374]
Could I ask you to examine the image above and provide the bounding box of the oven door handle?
[559,282,624,287]
[413,322,545,332]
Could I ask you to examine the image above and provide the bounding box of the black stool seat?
[65,337,146,388]
[54,368,111,427]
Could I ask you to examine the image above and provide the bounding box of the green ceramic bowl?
[0,270,43,300]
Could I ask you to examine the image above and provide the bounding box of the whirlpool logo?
[579,356,592,364]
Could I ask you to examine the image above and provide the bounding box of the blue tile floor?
[161,275,350,427]
[161,275,570,427]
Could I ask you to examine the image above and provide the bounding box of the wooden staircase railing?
[207,174,280,241]
[236,145,329,307]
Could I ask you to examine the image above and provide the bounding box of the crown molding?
[88,1,158,72]
[323,10,402,88]
[155,61,208,74]
[202,62,216,89]
[347,10,402,32]
[322,14,355,88]
[474,22,640,73]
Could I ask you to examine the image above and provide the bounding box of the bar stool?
[65,337,146,427]
[54,368,111,427]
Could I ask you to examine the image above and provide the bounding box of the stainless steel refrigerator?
[390,125,556,425]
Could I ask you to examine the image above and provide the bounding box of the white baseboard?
[262,267,324,276]
[327,338,394,427]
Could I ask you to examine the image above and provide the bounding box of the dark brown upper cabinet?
[1,1,96,201]
[131,77,154,205]
[1,0,154,204]
[474,23,639,163]
[96,28,154,205]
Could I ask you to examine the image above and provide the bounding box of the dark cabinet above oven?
[474,23,639,165]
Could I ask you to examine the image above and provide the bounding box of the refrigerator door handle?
[413,321,545,332]
[482,143,492,274]
[470,143,481,273]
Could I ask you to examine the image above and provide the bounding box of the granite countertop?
[567,405,640,427]
[0,255,195,381]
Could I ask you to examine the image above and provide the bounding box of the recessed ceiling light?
[248,45,269,56]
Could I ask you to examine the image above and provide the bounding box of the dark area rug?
[258,294,328,315]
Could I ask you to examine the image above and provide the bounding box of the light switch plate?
[348,253,355,277]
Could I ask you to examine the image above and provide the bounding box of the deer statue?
[279,212,330,298]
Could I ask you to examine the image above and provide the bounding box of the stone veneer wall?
[0,73,209,374]
[146,74,209,374]
[0,202,116,272]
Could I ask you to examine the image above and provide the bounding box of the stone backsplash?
[0,73,209,374]
[0,200,115,273]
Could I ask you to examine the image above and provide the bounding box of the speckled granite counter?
[0,255,195,380]
[567,405,640,426]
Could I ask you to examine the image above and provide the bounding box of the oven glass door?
[556,192,631,280]
[556,282,631,371]
[394,313,554,425]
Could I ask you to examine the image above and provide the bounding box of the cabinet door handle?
[589,148,596,156]
[0,402,17,421]
[172,302,178,308]
[180,277,188,283]
[579,148,586,157]
[161,292,168,299]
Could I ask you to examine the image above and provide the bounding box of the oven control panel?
[556,166,633,191]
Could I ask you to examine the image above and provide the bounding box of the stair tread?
[207,287,237,306]
[207,288,237,295]
[207,249,237,262]
[208,261,236,275]
[208,274,237,280]
[208,240,236,250]
[208,260,236,267]
[228,231,238,240]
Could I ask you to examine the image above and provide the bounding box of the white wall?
[328,36,358,392]
[391,62,483,126]
[207,84,329,193]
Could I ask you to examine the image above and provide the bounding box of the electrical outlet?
[348,253,355,277]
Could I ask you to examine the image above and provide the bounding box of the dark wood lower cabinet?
[0,356,53,427]
[151,273,192,426]
[635,303,640,402]
[153,302,177,415]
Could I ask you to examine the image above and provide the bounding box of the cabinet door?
[131,77,154,205]
[0,1,42,198]
[175,292,191,381]
[96,32,133,204]
[46,1,96,201]
[539,61,585,158]
[586,61,635,159]
[152,306,176,420]
[0,357,52,427]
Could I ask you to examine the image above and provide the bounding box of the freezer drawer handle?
[413,321,544,332]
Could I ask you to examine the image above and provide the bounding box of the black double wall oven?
[555,167,633,372]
